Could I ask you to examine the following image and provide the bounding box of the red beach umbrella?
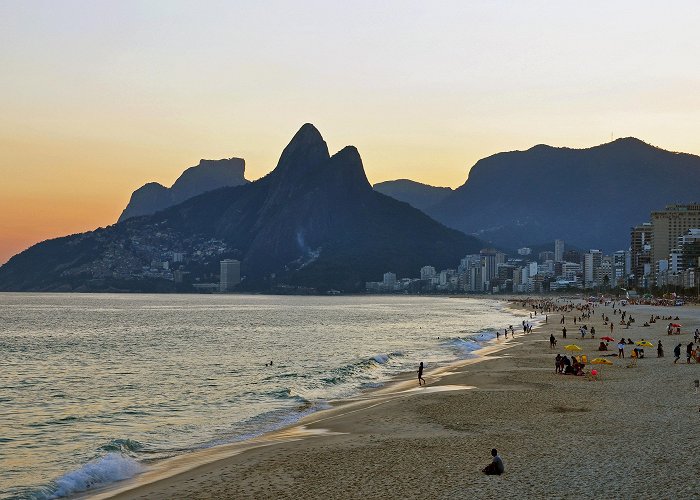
[600,336,615,342]
[671,323,682,328]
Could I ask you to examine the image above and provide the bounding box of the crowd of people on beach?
[545,297,700,377]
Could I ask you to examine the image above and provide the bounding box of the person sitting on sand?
[627,338,634,345]
[598,341,607,351]
[482,449,504,475]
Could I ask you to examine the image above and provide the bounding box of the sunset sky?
[1,1,700,263]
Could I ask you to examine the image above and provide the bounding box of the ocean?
[0,293,525,499]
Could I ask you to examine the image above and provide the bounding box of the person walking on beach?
[674,343,682,364]
[550,334,557,349]
[657,340,664,358]
[687,342,694,364]
[617,340,625,359]
[482,448,505,475]
[562,326,567,339]
[418,362,426,386]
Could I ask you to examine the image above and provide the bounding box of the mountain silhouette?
[373,179,452,211]
[426,138,700,251]
[0,124,481,292]
[118,157,248,222]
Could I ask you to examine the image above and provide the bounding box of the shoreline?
[75,300,534,499]
[85,300,700,498]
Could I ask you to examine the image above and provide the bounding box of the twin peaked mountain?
[0,124,480,292]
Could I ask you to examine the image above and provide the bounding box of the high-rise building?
[219,259,241,291]
[539,251,555,263]
[630,222,652,287]
[554,240,565,262]
[651,203,700,273]
[583,250,602,288]
[678,229,700,271]
[563,249,582,265]
[480,248,506,288]
[420,266,436,280]
[381,272,397,292]
[612,250,628,287]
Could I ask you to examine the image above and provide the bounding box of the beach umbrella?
[635,341,654,348]
[564,344,583,351]
[589,357,613,380]
[600,336,615,342]
[671,323,682,328]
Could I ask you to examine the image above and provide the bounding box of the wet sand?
[86,301,700,499]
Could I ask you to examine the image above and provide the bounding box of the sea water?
[0,293,526,499]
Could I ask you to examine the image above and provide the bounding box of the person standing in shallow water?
[418,362,426,386]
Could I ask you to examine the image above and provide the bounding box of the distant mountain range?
[380,138,700,251]
[0,125,481,292]
[373,179,452,211]
[118,158,248,222]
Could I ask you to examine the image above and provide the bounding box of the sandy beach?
[87,299,700,499]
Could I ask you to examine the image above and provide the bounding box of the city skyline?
[3,1,700,264]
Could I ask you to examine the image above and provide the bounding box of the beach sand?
[89,300,700,499]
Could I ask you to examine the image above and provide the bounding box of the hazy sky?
[1,0,700,263]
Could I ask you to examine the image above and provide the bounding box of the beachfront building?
[219,259,241,291]
[383,272,397,289]
[554,239,565,262]
[630,222,653,288]
[480,248,506,291]
[583,250,602,288]
[612,250,629,287]
[420,266,436,281]
[651,203,700,282]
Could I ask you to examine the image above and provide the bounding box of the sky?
[1,0,700,264]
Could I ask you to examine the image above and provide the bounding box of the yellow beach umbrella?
[591,358,614,365]
[564,345,583,351]
[635,341,654,348]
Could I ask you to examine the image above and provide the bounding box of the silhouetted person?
[482,448,504,475]
[418,362,426,386]
[674,344,682,364]
[687,342,694,364]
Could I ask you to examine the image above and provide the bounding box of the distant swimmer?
[418,362,426,386]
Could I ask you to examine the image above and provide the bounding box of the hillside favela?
[2,2,700,500]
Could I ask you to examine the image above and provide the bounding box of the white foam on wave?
[49,453,144,498]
